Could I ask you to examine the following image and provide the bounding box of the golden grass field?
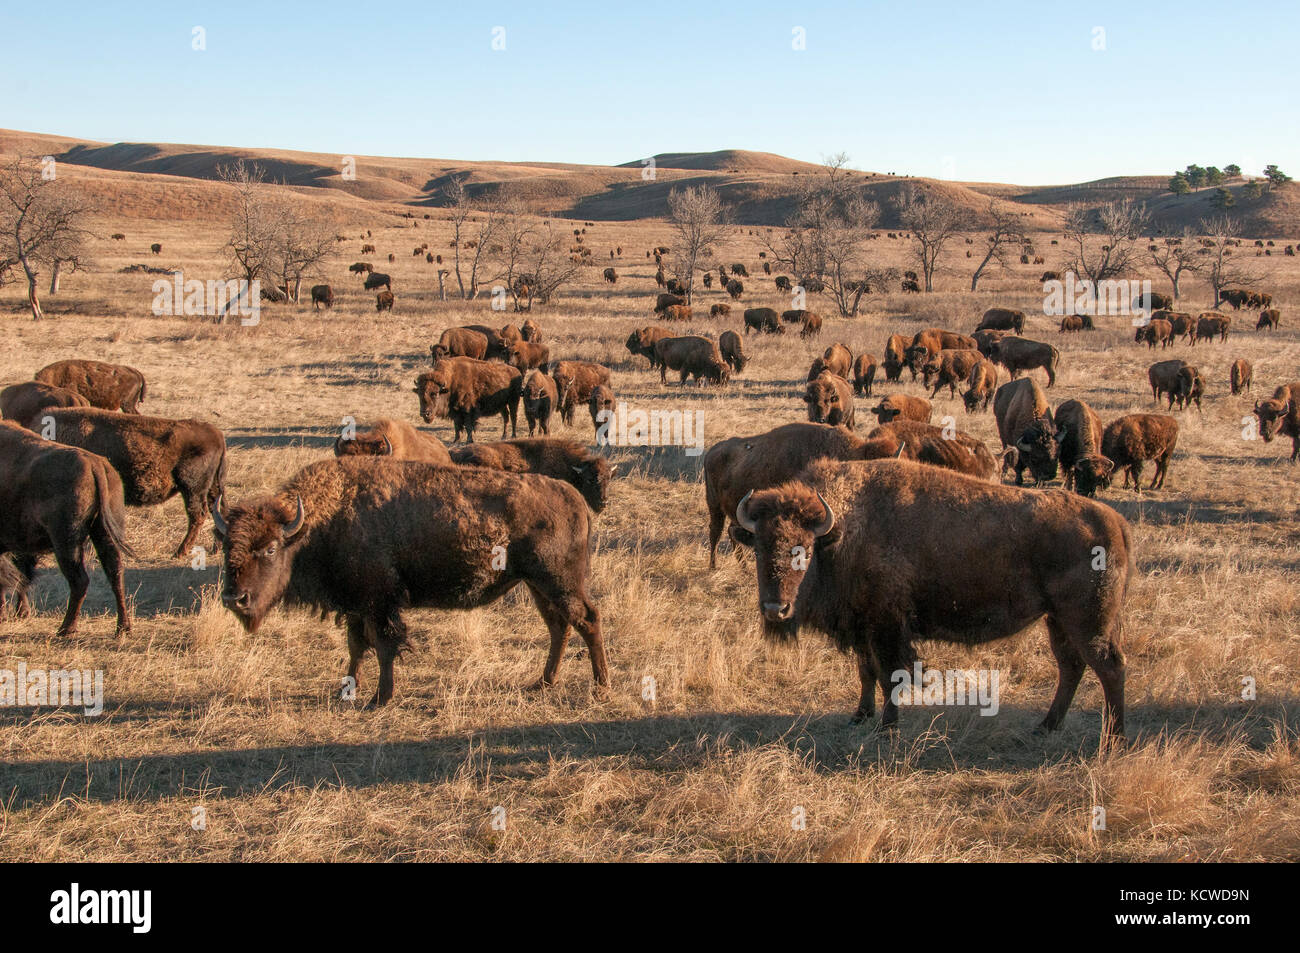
[2,209,1299,862]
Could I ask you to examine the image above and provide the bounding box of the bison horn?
[211,495,229,537]
[282,496,306,540]
[1254,400,1262,413]
[811,492,835,538]
[893,445,906,459]
[735,490,758,533]
[380,435,393,456]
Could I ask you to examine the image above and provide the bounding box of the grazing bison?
[310,284,334,310]
[603,267,618,283]
[212,458,607,707]
[911,328,977,359]
[665,278,688,297]
[743,307,782,335]
[1040,271,1061,282]
[1133,291,1173,312]
[710,303,731,319]
[1256,308,1280,331]
[882,334,908,382]
[868,420,997,481]
[0,421,133,637]
[375,291,395,312]
[449,438,613,514]
[654,292,685,313]
[731,263,749,277]
[1253,383,1300,461]
[774,276,792,292]
[923,348,982,399]
[150,243,162,255]
[1,381,90,427]
[663,304,692,322]
[976,307,1025,334]
[506,340,550,371]
[551,361,612,426]
[1136,318,1174,349]
[334,418,451,464]
[726,279,744,300]
[870,394,932,425]
[363,272,392,291]
[1230,359,1253,395]
[1151,310,1193,341]
[1059,315,1085,333]
[35,360,147,414]
[625,326,672,368]
[349,262,373,275]
[431,327,490,361]
[1148,360,1199,410]
[1102,415,1178,491]
[989,336,1059,387]
[655,336,729,386]
[1052,399,1112,496]
[719,330,747,374]
[799,312,823,339]
[588,385,615,440]
[31,408,227,558]
[414,358,521,442]
[521,369,559,436]
[360,243,376,254]
[962,359,998,413]
[994,377,1057,485]
[805,372,856,429]
[1192,312,1230,344]
[729,458,1130,745]
[852,353,877,396]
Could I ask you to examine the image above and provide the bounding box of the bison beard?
[730,459,1130,746]
[212,458,608,708]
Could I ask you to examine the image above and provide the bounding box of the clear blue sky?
[2,0,1294,184]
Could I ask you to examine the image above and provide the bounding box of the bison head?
[903,345,929,376]
[1071,454,1115,497]
[334,431,392,458]
[871,400,902,425]
[804,376,845,424]
[521,318,541,342]
[704,359,730,386]
[1011,420,1059,484]
[413,371,450,423]
[571,456,614,513]
[732,486,835,641]
[211,494,307,632]
[1254,399,1291,442]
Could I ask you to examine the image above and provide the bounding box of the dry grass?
[1,211,1299,862]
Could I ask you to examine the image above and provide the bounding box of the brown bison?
[805,372,855,429]
[655,336,729,386]
[852,353,877,396]
[31,408,227,558]
[989,336,1059,387]
[551,361,613,426]
[1256,308,1280,331]
[506,340,550,371]
[663,305,692,322]
[744,307,782,334]
[1,381,90,427]
[1230,359,1253,395]
[431,327,490,361]
[333,418,451,464]
[870,394,932,425]
[729,458,1130,745]
[994,377,1057,485]
[1052,399,1113,496]
[349,262,373,275]
[375,291,395,312]
[1218,288,1251,309]
[1059,315,1085,333]
[414,358,521,442]
[449,438,614,513]
[520,318,541,342]
[212,458,607,707]
[972,328,1007,360]
[150,243,162,255]
[588,384,615,440]
[1136,318,1174,349]
[816,343,853,379]
[35,360,147,414]
[458,324,512,360]
[1148,359,1200,410]
[976,307,1025,334]
[710,303,731,319]
[867,420,997,481]
[521,369,559,436]
[603,267,618,283]
[719,329,748,374]
[654,293,685,314]
[363,272,392,291]
[774,276,792,292]
[625,326,672,368]
[726,279,744,300]
[799,312,823,339]
[1253,383,1300,461]
[882,334,908,382]
[0,421,133,637]
[923,348,982,399]
[310,284,334,310]
[1101,415,1178,491]
[1192,312,1230,344]
[1133,291,1173,312]
[962,359,998,413]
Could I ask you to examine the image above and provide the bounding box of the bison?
[310,284,334,310]
[506,340,550,371]
[588,385,615,440]
[551,361,612,426]
[521,369,559,436]
[1052,399,1113,496]
[994,377,1057,485]
[1257,308,1280,331]
[1,381,90,427]
[333,418,451,464]
[989,336,1059,387]
[449,438,614,514]
[719,330,748,374]
[1253,383,1300,461]
[923,349,982,399]
[870,394,932,425]
[431,327,490,361]
[414,358,521,442]
[625,326,672,368]
[1230,359,1253,395]
[726,279,744,300]
[363,272,392,291]
[882,334,908,382]
[743,307,782,335]
[1101,415,1178,491]
[805,372,856,429]
[729,458,1130,746]
[655,336,729,386]
[35,360,147,414]
[962,359,998,413]
[1192,312,1230,344]
[211,458,607,707]
[976,307,1025,334]
[852,353,877,397]
[0,421,133,637]
[1136,318,1174,349]
[375,291,395,312]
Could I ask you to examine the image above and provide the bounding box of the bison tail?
[92,463,136,561]
[138,376,147,408]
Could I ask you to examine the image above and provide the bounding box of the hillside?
[2,129,1295,237]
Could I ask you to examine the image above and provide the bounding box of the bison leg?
[851,648,878,723]
[1074,631,1126,743]
[51,540,90,638]
[173,485,209,559]
[89,522,131,638]
[526,589,571,690]
[364,614,406,708]
[707,507,726,571]
[1129,461,1144,492]
[500,409,510,440]
[1039,620,1087,732]
[8,554,37,618]
[344,613,368,698]
[1152,453,1170,490]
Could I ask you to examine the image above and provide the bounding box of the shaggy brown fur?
[333,418,451,465]
[923,348,982,399]
[551,361,613,426]
[35,359,147,414]
[975,307,1025,334]
[1,381,90,427]
[1253,383,1300,461]
[1101,414,1179,491]
[431,327,489,361]
[449,437,613,513]
[962,359,998,413]
[852,353,877,396]
[989,336,1059,387]
[869,394,931,425]
[654,336,729,386]
[805,372,855,429]
[415,357,521,442]
[625,326,672,369]
[521,370,558,436]
[994,377,1057,485]
[1052,399,1112,496]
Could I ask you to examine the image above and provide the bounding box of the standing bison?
[1253,383,1300,461]
[989,337,1060,387]
[414,357,521,442]
[1101,415,1178,491]
[211,459,608,707]
[975,307,1025,334]
[1052,399,1113,496]
[804,372,855,429]
[521,370,559,436]
[994,378,1057,485]
[729,458,1130,746]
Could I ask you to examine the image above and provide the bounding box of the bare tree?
[970,201,1025,291]
[667,184,728,304]
[1145,227,1201,301]
[445,177,500,300]
[0,154,94,320]
[1061,198,1151,289]
[492,201,580,311]
[895,184,968,291]
[1198,215,1257,306]
[267,199,335,304]
[219,160,275,287]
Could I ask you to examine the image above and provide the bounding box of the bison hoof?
[115,625,132,639]
[849,710,873,726]
[525,677,552,693]
[362,693,387,710]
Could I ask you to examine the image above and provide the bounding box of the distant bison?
[1256,308,1280,331]
[976,307,1025,334]
[310,284,334,310]
[743,307,782,335]
[710,303,731,319]
[375,290,395,312]
[1230,359,1252,395]
[726,279,744,299]
[364,272,392,291]
[603,267,618,283]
